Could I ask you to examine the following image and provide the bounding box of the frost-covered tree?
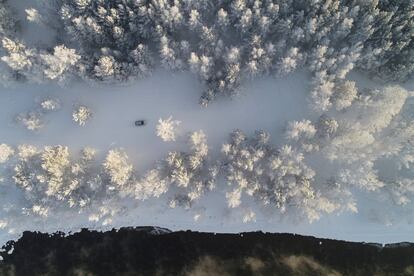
[388,178,414,206]
[221,130,351,222]
[0,144,14,163]
[16,144,38,161]
[242,209,256,223]
[156,116,181,142]
[159,130,217,208]
[286,120,317,140]
[1,37,79,83]
[0,20,18,84]
[2,0,414,106]
[10,145,105,215]
[64,147,103,208]
[40,97,61,112]
[332,80,358,110]
[40,45,80,82]
[356,0,414,82]
[59,0,155,81]
[72,104,92,126]
[1,38,36,73]
[322,85,409,164]
[39,145,71,197]
[94,55,118,81]
[309,72,335,112]
[316,115,338,139]
[103,148,133,187]
[285,120,318,152]
[278,47,303,75]
[16,111,43,131]
[318,86,414,200]
[134,168,168,200]
[25,8,43,24]
[0,0,18,37]
[126,129,218,208]
[171,132,216,207]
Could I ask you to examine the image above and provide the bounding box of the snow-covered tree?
[134,168,168,200]
[318,85,414,202]
[16,144,39,161]
[156,116,181,142]
[1,38,78,83]
[0,144,14,163]
[226,188,242,208]
[25,8,43,24]
[286,120,318,153]
[217,8,229,28]
[103,149,133,187]
[242,210,256,223]
[40,45,80,82]
[221,130,348,222]
[40,97,61,112]
[310,72,335,112]
[278,48,302,75]
[332,80,358,110]
[286,120,316,141]
[2,0,413,104]
[10,145,105,215]
[1,38,35,72]
[72,105,92,126]
[40,145,71,197]
[0,1,18,37]
[388,178,414,206]
[316,115,338,139]
[16,111,43,131]
[162,130,217,208]
[94,55,118,81]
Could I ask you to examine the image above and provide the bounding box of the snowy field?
[0,70,414,245]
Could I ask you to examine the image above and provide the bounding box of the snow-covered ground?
[1,70,414,245]
[0,70,312,170]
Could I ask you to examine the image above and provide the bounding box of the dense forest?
[0,0,414,239]
[1,0,413,106]
[1,227,414,275]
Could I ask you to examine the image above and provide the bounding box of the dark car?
[135,120,146,126]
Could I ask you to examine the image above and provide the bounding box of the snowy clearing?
[0,70,311,169]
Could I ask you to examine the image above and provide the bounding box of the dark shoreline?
[1,226,413,275]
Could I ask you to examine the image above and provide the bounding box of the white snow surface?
[0,70,414,245]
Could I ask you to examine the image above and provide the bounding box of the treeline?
[1,0,413,107]
[1,227,413,275]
